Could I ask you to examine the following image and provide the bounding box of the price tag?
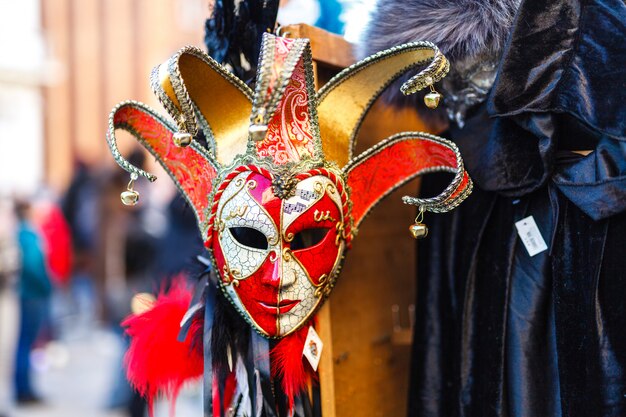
[302,326,323,371]
[515,216,548,257]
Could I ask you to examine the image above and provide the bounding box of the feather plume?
[254,369,263,417]
[271,325,314,412]
[205,0,279,83]
[211,292,250,370]
[122,278,204,411]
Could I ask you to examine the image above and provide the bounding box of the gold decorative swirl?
[223,265,242,287]
[282,247,293,262]
[313,209,336,223]
[225,205,249,220]
[283,231,295,242]
[313,273,332,298]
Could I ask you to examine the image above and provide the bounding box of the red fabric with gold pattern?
[270,37,295,87]
[346,135,465,226]
[255,37,316,165]
[448,172,471,201]
[113,103,217,226]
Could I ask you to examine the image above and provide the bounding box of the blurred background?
[0,1,372,417]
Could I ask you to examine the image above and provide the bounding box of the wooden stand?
[282,24,444,417]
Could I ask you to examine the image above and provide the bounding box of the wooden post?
[282,24,444,417]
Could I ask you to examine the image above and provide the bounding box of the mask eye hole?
[290,228,330,251]
[229,227,269,250]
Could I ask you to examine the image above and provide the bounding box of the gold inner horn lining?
[317,48,435,168]
[158,65,181,108]
[170,54,253,166]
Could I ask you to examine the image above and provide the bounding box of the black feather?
[210,289,250,370]
[205,0,279,83]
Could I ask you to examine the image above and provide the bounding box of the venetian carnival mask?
[107,33,472,339]
[213,169,347,336]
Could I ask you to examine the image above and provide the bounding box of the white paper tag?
[515,216,548,257]
[302,326,323,371]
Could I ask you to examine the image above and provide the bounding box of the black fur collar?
[359,0,520,61]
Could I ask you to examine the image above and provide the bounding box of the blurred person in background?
[13,198,53,405]
[154,195,205,282]
[31,191,72,342]
[62,160,100,329]
[33,194,72,289]
[0,198,20,417]
[102,150,156,417]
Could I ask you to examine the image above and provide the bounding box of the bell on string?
[409,208,428,239]
[249,124,268,142]
[173,131,193,147]
[121,189,139,206]
[423,79,442,109]
[424,92,442,109]
[409,222,428,239]
[121,173,139,206]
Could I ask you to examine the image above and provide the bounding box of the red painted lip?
[278,299,299,314]
[256,299,300,314]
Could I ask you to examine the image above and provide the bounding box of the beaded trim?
[107,101,219,229]
[344,131,471,216]
[150,45,254,148]
[317,41,450,163]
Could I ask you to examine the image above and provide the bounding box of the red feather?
[122,279,204,412]
[212,371,237,417]
[271,325,315,412]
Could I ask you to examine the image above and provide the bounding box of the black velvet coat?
[410,0,626,416]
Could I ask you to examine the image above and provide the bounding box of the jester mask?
[108,33,471,415]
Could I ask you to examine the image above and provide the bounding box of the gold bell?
[409,223,428,239]
[424,92,442,109]
[424,80,442,109]
[120,173,139,206]
[173,131,193,147]
[409,208,428,239]
[249,124,268,142]
[120,189,139,206]
[249,112,268,141]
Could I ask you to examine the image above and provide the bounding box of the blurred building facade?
[0,0,48,194]
[0,0,378,195]
[0,0,206,195]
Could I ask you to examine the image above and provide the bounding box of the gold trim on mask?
[313,209,336,223]
[152,47,254,166]
[317,43,448,167]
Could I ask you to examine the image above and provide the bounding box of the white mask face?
[212,170,345,337]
